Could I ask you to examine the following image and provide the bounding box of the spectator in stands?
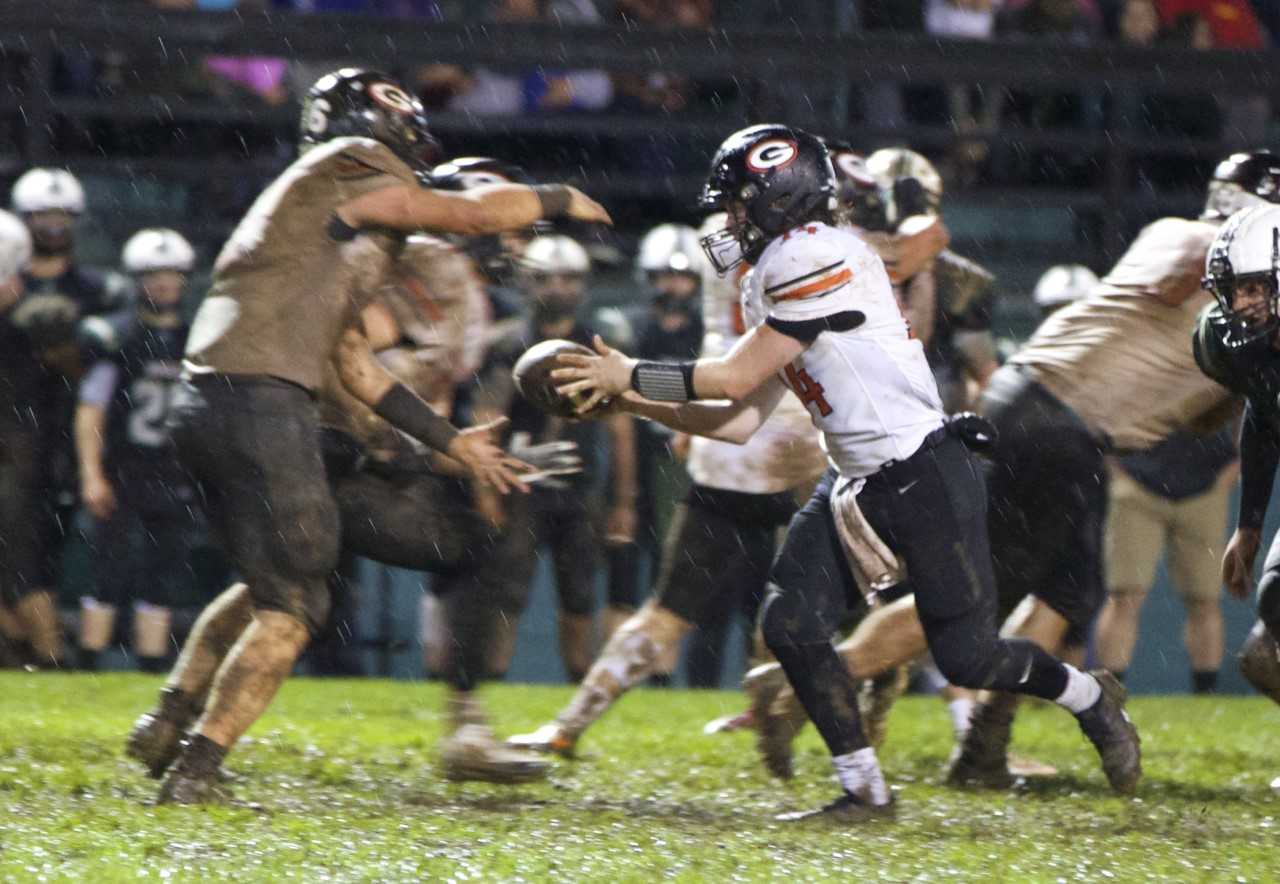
[419,0,612,115]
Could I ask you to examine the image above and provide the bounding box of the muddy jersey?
[320,234,488,458]
[184,137,417,392]
[743,221,945,479]
[1011,217,1232,450]
[686,257,826,494]
[1194,304,1280,432]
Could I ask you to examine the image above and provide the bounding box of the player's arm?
[74,360,120,520]
[1223,396,1280,599]
[333,322,529,492]
[333,183,611,238]
[615,376,789,444]
[556,323,806,414]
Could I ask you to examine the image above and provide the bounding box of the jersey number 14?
[784,364,833,417]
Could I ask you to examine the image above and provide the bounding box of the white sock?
[1054,665,1101,714]
[831,747,890,806]
[947,698,976,740]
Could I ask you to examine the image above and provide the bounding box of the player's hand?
[669,431,691,461]
[508,433,583,488]
[552,335,636,414]
[82,474,116,520]
[447,417,533,494]
[605,503,637,546]
[565,188,613,226]
[1223,527,1262,601]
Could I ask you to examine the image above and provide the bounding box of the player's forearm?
[1238,399,1280,531]
[73,404,108,482]
[617,392,761,444]
[607,413,639,506]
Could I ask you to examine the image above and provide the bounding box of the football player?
[553,124,1139,821]
[464,234,637,682]
[74,229,205,673]
[136,67,609,804]
[0,209,36,666]
[2,168,133,667]
[1193,202,1280,786]
[753,150,1266,789]
[505,214,827,757]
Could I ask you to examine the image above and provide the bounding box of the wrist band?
[532,184,572,219]
[631,361,696,402]
[373,382,460,453]
[327,213,359,242]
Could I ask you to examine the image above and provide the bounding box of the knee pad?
[759,583,828,651]
[593,601,689,688]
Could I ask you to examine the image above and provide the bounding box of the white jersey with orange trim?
[685,213,827,494]
[743,221,945,479]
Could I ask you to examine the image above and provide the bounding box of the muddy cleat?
[859,667,908,749]
[946,701,1016,789]
[155,769,232,806]
[443,724,551,783]
[126,712,186,779]
[504,722,577,758]
[702,709,754,735]
[1239,622,1280,704]
[775,791,896,824]
[1076,670,1141,795]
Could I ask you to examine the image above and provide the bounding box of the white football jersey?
[743,222,944,478]
[687,254,826,494]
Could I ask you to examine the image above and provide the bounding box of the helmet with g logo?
[697,124,835,273]
[299,68,441,171]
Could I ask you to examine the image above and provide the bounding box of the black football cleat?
[155,768,232,806]
[126,712,186,779]
[1075,670,1141,795]
[775,791,896,824]
[1239,621,1280,705]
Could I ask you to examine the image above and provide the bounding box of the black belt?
[181,370,315,399]
[868,424,953,485]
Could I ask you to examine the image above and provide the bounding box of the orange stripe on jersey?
[773,268,853,302]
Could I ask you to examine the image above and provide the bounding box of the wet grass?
[1,673,1278,881]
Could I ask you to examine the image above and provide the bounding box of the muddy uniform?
[0,264,131,604]
[1194,304,1280,633]
[982,217,1232,628]
[82,322,207,610]
[172,136,417,635]
[925,251,996,413]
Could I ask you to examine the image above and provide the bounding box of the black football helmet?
[821,137,890,232]
[1202,150,1280,221]
[698,124,835,274]
[299,68,441,171]
[428,156,534,190]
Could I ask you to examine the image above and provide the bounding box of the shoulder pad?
[759,224,856,304]
[933,250,994,316]
[324,137,415,183]
[1192,304,1252,392]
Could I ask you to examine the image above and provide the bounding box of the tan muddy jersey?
[1011,217,1233,451]
[184,137,417,392]
[320,234,489,458]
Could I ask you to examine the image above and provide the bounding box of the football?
[512,339,608,418]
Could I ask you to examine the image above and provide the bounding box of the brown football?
[512,339,608,418]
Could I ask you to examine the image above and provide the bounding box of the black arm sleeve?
[765,310,866,344]
[373,382,460,454]
[1238,397,1280,530]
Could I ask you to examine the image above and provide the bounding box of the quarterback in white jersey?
[554,124,1140,823]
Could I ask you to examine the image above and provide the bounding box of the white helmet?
[635,223,704,280]
[866,148,942,217]
[0,209,32,282]
[522,235,590,276]
[1033,264,1098,310]
[122,228,196,274]
[1203,203,1280,341]
[11,168,86,215]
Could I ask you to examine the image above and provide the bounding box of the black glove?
[946,411,998,456]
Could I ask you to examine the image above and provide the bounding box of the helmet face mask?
[698,124,835,274]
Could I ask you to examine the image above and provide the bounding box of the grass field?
[1,674,1278,882]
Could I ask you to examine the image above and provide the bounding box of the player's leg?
[1094,470,1166,682]
[78,499,136,671]
[548,497,603,683]
[864,436,1140,794]
[759,469,894,822]
[1241,533,1280,705]
[157,378,340,804]
[1167,482,1231,693]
